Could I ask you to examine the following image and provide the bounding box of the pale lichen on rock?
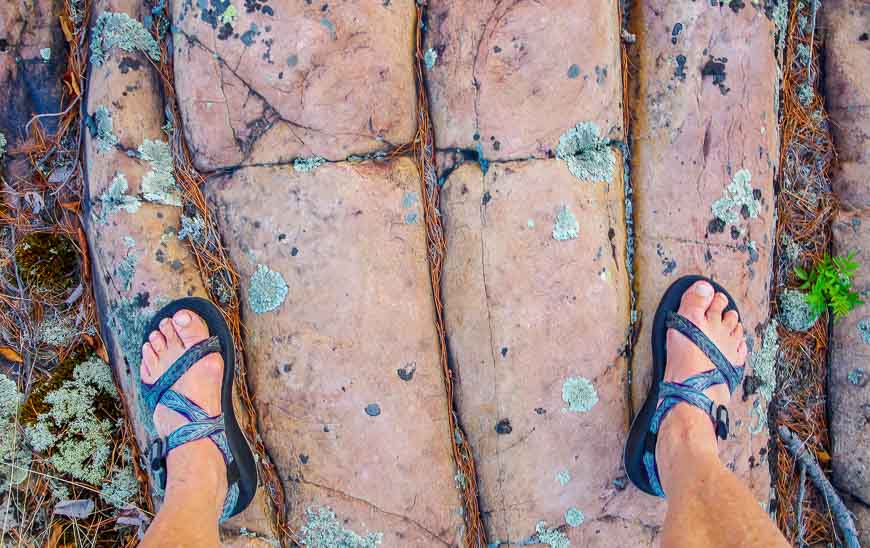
[711,169,761,225]
[90,12,161,67]
[565,507,584,527]
[138,139,181,206]
[562,376,598,413]
[751,320,780,404]
[552,204,579,241]
[178,213,206,244]
[93,106,119,153]
[300,506,383,547]
[555,469,571,486]
[0,132,6,159]
[556,122,615,182]
[93,173,141,224]
[293,156,327,173]
[857,317,870,346]
[248,264,288,314]
[535,521,570,548]
[423,48,438,69]
[777,288,820,332]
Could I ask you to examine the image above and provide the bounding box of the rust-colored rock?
[439,160,660,543]
[630,0,778,509]
[171,0,417,171]
[424,1,624,160]
[0,0,66,178]
[82,0,275,539]
[206,159,464,545]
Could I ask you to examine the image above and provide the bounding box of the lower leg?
[657,405,789,548]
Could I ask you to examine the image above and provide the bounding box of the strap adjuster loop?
[714,404,729,440]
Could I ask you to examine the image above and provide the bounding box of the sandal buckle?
[714,405,730,440]
[149,438,168,489]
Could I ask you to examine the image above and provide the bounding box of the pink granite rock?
[424,0,624,160]
[630,0,778,509]
[206,158,464,545]
[171,0,417,171]
[439,160,662,543]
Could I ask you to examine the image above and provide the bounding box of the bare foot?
[655,281,749,474]
[141,309,227,515]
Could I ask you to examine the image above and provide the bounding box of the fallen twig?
[778,426,859,548]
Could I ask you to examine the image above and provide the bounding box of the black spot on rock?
[170,259,183,271]
[674,54,687,81]
[662,258,677,276]
[495,419,513,434]
[118,57,142,74]
[534,407,547,415]
[742,375,762,400]
[493,140,501,151]
[860,33,869,42]
[567,64,580,79]
[482,191,492,205]
[397,362,416,381]
[278,233,286,241]
[701,56,730,95]
[494,45,502,53]
[291,246,299,256]
[365,403,381,417]
[730,226,741,240]
[708,218,726,234]
[299,454,309,464]
[218,23,233,41]
[671,23,683,45]
[728,0,745,13]
[500,347,508,358]
[0,39,8,52]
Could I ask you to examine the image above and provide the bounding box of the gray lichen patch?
[535,521,569,548]
[777,288,820,332]
[751,320,780,403]
[0,375,30,489]
[90,11,161,67]
[300,506,383,547]
[293,156,326,173]
[0,132,6,159]
[178,213,206,244]
[857,317,870,346]
[138,139,181,206]
[555,469,571,486]
[848,368,866,386]
[562,376,598,413]
[93,173,141,224]
[711,169,761,225]
[565,507,585,527]
[423,48,438,69]
[248,264,288,314]
[93,106,119,153]
[116,250,138,292]
[552,205,579,241]
[556,122,616,182]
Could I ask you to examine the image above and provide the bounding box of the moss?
[90,12,161,67]
[535,521,569,548]
[552,205,579,241]
[248,264,288,314]
[93,106,119,153]
[300,506,383,547]
[13,232,80,294]
[20,349,85,425]
[138,139,181,206]
[778,288,820,332]
[293,156,327,173]
[423,48,438,69]
[562,377,598,413]
[93,173,141,224]
[556,122,615,182]
[711,169,760,225]
[751,320,780,403]
[555,470,571,486]
[565,507,584,528]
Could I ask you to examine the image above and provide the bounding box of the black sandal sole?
[623,275,739,496]
[143,297,257,518]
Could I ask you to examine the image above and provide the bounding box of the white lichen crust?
[300,506,383,547]
[90,11,161,67]
[248,264,289,314]
[556,122,616,182]
[562,376,598,413]
[711,169,760,225]
[552,205,579,241]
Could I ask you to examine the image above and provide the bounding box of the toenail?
[173,311,191,327]
[142,343,150,353]
[694,282,713,297]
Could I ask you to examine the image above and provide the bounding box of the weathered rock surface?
[439,160,660,543]
[0,0,66,178]
[630,0,778,508]
[826,0,870,524]
[424,1,624,160]
[171,0,417,171]
[206,159,464,545]
[82,0,275,539]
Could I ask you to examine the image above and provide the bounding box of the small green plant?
[794,252,864,319]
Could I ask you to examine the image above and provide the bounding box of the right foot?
[656,280,749,456]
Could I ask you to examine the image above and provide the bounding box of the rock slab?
[206,159,464,545]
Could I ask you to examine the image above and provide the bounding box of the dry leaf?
[0,347,23,363]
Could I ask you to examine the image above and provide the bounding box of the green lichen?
[562,377,598,413]
[556,122,615,183]
[535,521,569,548]
[0,376,31,491]
[138,139,181,206]
[552,205,579,241]
[24,355,118,485]
[93,106,119,153]
[293,156,327,173]
[100,463,139,508]
[90,11,161,67]
[423,48,438,69]
[248,264,288,314]
[711,169,760,225]
[778,288,820,332]
[858,317,870,346]
[94,173,141,224]
[300,506,383,547]
[219,4,238,25]
[751,320,780,403]
[565,507,584,528]
[555,470,571,486]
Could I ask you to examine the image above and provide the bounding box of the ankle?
[655,404,720,493]
[163,439,228,516]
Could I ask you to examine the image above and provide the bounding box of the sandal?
[140,297,257,520]
[624,275,745,496]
